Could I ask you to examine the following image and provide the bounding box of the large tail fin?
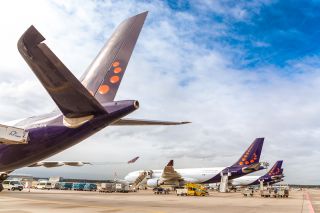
[80,11,148,103]
[233,138,264,167]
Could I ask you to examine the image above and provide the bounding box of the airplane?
[229,160,284,187]
[124,138,267,187]
[0,12,189,192]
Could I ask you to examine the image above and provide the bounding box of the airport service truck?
[115,183,129,193]
[99,183,116,193]
[176,183,208,196]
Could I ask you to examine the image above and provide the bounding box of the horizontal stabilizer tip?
[18,25,45,50]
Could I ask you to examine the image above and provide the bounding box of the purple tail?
[233,138,264,167]
[266,160,283,177]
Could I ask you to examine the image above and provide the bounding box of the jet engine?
[0,173,8,181]
[146,178,159,187]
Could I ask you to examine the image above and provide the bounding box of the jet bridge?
[0,124,29,144]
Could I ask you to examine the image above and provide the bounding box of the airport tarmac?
[0,188,317,213]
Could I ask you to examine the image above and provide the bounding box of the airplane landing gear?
[0,173,8,192]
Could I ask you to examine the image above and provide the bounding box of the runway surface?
[0,188,317,213]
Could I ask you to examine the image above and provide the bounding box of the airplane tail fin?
[233,138,264,167]
[166,160,174,167]
[265,160,283,177]
[80,11,148,104]
[127,156,139,164]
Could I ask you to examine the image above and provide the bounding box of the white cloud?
[0,0,319,184]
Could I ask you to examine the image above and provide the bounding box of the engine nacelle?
[146,178,159,188]
[0,173,8,181]
[64,162,84,166]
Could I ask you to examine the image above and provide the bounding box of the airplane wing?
[28,161,91,168]
[28,156,139,168]
[111,119,190,126]
[159,160,183,184]
[18,26,106,119]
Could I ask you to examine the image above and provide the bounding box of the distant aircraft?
[230,160,284,187]
[125,138,267,187]
[0,12,189,192]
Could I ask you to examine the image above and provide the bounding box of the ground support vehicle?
[2,180,23,191]
[272,187,289,198]
[58,182,73,190]
[242,188,254,197]
[115,183,129,193]
[175,183,208,196]
[99,183,115,193]
[153,187,169,194]
[186,183,208,196]
[176,188,188,196]
[84,183,97,191]
[260,188,271,197]
[72,183,86,191]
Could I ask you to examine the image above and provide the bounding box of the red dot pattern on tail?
[238,144,256,166]
[114,67,122,73]
[110,76,120,84]
[98,85,110,94]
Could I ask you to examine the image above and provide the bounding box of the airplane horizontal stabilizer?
[111,118,190,126]
[18,26,106,118]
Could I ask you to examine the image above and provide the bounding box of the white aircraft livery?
[125,138,267,187]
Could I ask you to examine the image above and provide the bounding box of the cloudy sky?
[1,0,320,184]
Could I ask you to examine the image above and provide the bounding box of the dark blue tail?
[233,138,264,167]
[265,160,283,177]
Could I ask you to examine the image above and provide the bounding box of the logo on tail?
[233,138,264,167]
[267,160,283,177]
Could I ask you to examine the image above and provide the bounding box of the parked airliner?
[0,12,188,192]
[125,138,266,187]
[230,160,284,187]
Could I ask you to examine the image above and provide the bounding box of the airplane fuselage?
[0,100,137,172]
[126,167,236,184]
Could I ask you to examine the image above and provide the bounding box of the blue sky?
[0,0,320,184]
[166,0,320,69]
